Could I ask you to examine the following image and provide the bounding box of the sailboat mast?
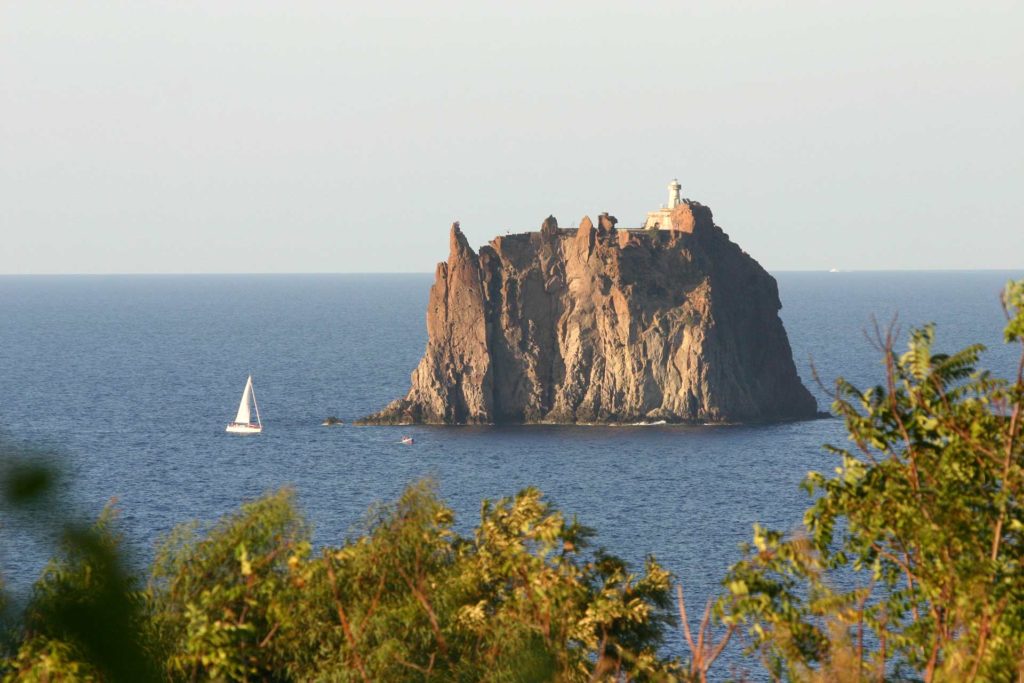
[251,380,262,427]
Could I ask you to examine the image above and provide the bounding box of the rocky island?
[361,182,817,425]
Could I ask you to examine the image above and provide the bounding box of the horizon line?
[1,268,1024,277]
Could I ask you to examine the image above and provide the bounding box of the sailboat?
[226,375,263,434]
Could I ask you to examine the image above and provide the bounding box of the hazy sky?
[2,1,1022,274]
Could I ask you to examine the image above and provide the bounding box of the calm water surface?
[1,270,1020,673]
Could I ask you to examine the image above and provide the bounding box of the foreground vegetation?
[2,281,1022,682]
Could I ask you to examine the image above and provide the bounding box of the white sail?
[234,376,253,424]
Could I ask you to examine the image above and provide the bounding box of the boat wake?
[609,420,668,427]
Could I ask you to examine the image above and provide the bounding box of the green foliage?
[3,637,101,682]
[1004,280,1024,344]
[716,279,1024,681]
[0,450,157,682]
[146,487,309,680]
[148,480,678,681]
[22,516,156,681]
[1,471,676,681]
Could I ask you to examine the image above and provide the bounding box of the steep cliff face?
[361,202,817,425]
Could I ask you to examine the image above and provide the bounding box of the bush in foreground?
[711,280,1024,682]
[2,478,677,682]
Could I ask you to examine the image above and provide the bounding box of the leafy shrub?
[713,280,1024,681]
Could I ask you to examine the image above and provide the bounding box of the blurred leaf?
[2,461,54,506]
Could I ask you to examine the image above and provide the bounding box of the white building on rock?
[642,179,684,230]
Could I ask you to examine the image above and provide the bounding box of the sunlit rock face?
[360,202,817,425]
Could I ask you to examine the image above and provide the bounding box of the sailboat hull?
[226,422,262,434]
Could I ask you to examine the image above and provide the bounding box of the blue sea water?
[1,270,1021,672]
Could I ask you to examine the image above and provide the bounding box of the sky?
[2,1,1022,274]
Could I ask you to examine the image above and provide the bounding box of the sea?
[1,270,1021,673]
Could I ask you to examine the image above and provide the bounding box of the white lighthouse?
[667,178,682,209]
